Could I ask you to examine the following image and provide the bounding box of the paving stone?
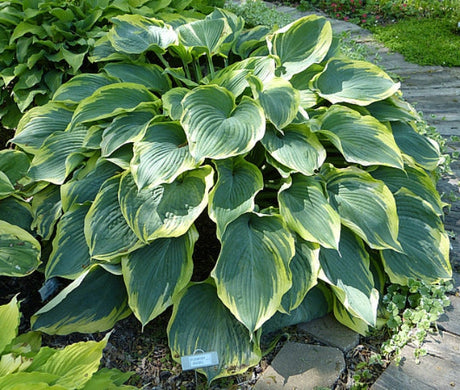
[438,295,460,336]
[254,342,345,389]
[371,332,460,390]
[297,314,360,352]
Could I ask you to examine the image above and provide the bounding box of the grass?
[371,17,460,66]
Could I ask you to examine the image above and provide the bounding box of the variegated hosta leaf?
[131,122,198,190]
[12,103,74,153]
[108,15,178,54]
[381,189,451,285]
[46,204,91,280]
[84,175,140,261]
[177,18,232,54]
[254,77,300,130]
[333,296,370,336]
[267,15,332,80]
[315,105,404,169]
[208,157,263,239]
[119,167,213,242]
[366,96,420,123]
[0,197,33,232]
[104,63,171,94]
[31,266,131,335]
[319,227,379,326]
[0,296,20,355]
[0,172,14,199]
[31,185,62,241]
[261,124,326,176]
[0,220,41,277]
[289,65,323,109]
[206,8,244,55]
[181,85,265,160]
[370,165,445,216]
[323,164,402,251]
[278,174,341,249]
[211,212,295,334]
[52,74,116,104]
[162,87,189,120]
[234,25,271,58]
[207,56,276,97]
[391,121,442,171]
[70,83,159,128]
[122,226,198,327]
[0,149,30,185]
[280,237,320,313]
[263,285,331,334]
[101,109,156,157]
[27,128,87,185]
[168,281,262,383]
[60,158,120,213]
[310,58,401,105]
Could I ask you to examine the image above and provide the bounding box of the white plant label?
[181,351,219,370]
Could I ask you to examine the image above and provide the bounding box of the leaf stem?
[207,52,215,79]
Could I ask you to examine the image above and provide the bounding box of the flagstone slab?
[254,342,345,389]
[438,295,460,336]
[297,314,359,352]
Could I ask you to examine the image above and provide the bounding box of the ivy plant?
[8,10,452,383]
[0,296,134,389]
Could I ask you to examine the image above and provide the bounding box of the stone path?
[255,6,460,389]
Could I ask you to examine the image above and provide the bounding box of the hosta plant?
[9,10,452,383]
[0,296,134,389]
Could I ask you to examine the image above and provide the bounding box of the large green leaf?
[101,109,155,157]
[289,64,323,109]
[319,227,378,326]
[130,122,198,190]
[12,103,74,153]
[60,158,120,213]
[366,96,420,123]
[34,335,110,389]
[122,226,198,327]
[0,197,33,232]
[315,105,404,169]
[0,297,20,355]
[30,185,62,241]
[381,189,451,285]
[168,281,261,383]
[261,124,326,176]
[280,237,320,313]
[0,220,41,277]
[263,285,331,334]
[391,121,442,171]
[323,165,402,251]
[177,18,231,55]
[208,157,263,238]
[52,74,116,104]
[119,167,213,242]
[162,87,189,120]
[0,372,62,389]
[278,174,341,249]
[267,15,332,79]
[70,83,159,127]
[108,15,177,54]
[181,85,265,160]
[46,205,91,280]
[253,77,300,130]
[0,150,30,185]
[310,58,401,105]
[0,172,14,200]
[31,266,131,335]
[370,164,445,216]
[84,175,140,261]
[211,212,294,334]
[104,63,171,94]
[28,128,87,185]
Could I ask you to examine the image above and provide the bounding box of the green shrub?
[225,0,293,28]
[6,10,452,383]
[373,0,460,20]
[0,0,213,130]
[0,296,134,389]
